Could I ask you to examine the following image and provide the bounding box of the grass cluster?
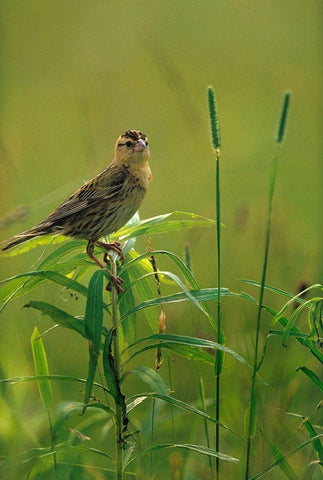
[0,90,322,480]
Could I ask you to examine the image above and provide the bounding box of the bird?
[1,130,152,292]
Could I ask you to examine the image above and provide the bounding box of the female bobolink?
[1,130,152,290]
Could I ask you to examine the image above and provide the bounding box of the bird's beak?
[134,139,147,152]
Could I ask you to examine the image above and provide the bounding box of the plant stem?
[48,410,57,478]
[245,91,290,478]
[244,147,279,479]
[110,257,124,480]
[215,148,222,479]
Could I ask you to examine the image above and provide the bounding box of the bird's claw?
[105,272,124,294]
[97,241,124,263]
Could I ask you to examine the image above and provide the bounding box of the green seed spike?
[276,91,291,144]
[207,86,221,149]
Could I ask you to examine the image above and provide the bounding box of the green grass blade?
[0,270,88,309]
[125,333,251,368]
[296,366,323,391]
[125,251,158,332]
[25,301,86,338]
[0,374,112,396]
[124,270,211,319]
[270,444,300,480]
[31,327,53,410]
[118,269,136,342]
[127,366,168,395]
[120,249,211,318]
[126,392,244,441]
[0,235,68,256]
[125,443,238,469]
[83,270,104,412]
[249,435,323,480]
[120,287,233,320]
[303,418,323,463]
[84,270,104,354]
[126,342,215,365]
[111,211,216,241]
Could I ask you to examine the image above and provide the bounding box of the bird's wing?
[38,166,128,225]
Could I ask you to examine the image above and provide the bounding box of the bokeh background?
[0,1,321,478]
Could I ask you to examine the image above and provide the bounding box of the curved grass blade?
[112,211,216,241]
[249,435,323,480]
[120,249,211,318]
[118,269,136,342]
[120,287,232,320]
[123,270,210,319]
[0,374,112,396]
[24,301,86,338]
[83,270,104,413]
[296,366,323,391]
[0,270,88,311]
[125,333,250,368]
[125,342,215,365]
[0,234,69,256]
[126,366,168,395]
[303,418,323,463]
[125,443,238,469]
[124,252,158,332]
[31,327,53,411]
[126,392,244,442]
[270,444,299,480]
[0,443,114,470]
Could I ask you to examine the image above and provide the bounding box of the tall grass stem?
[207,85,222,479]
[244,92,291,478]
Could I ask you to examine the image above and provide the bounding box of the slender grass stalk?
[244,92,291,479]
[110,257,124,480]
[207,85,222,479]
[199,375,214,477]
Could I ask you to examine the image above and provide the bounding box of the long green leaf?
[120,288,232,320]
[296,366,323,391]
[249,435,323,480]
[84,270,104,353]
[124,270,210,319]
[111,211,216,241]
[118,269,136,342]
[83,270,104,412]
[125,333,250,368]
[270,444,299,480]
[25,301,86,338]
[125,251,158,332]
[0,374,112,396]
[304,418,323,463]
[0,270,88,310]
[0,234,69,256]
[125,342,215,365]
[121,249,212,320]
[0,443,114,470]
[31,327,53,410]
[125,443,238,468]
[126,392,244,442]
[126,366,168,395]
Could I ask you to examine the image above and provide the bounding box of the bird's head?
[115,130,150,165]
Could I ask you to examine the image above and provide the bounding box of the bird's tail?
[1,228,46,252]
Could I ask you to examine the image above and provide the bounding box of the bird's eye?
[125,141,133,148]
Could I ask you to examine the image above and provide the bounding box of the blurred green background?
[0,1,322,478]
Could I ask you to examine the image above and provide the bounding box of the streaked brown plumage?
[1,130,152,282]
